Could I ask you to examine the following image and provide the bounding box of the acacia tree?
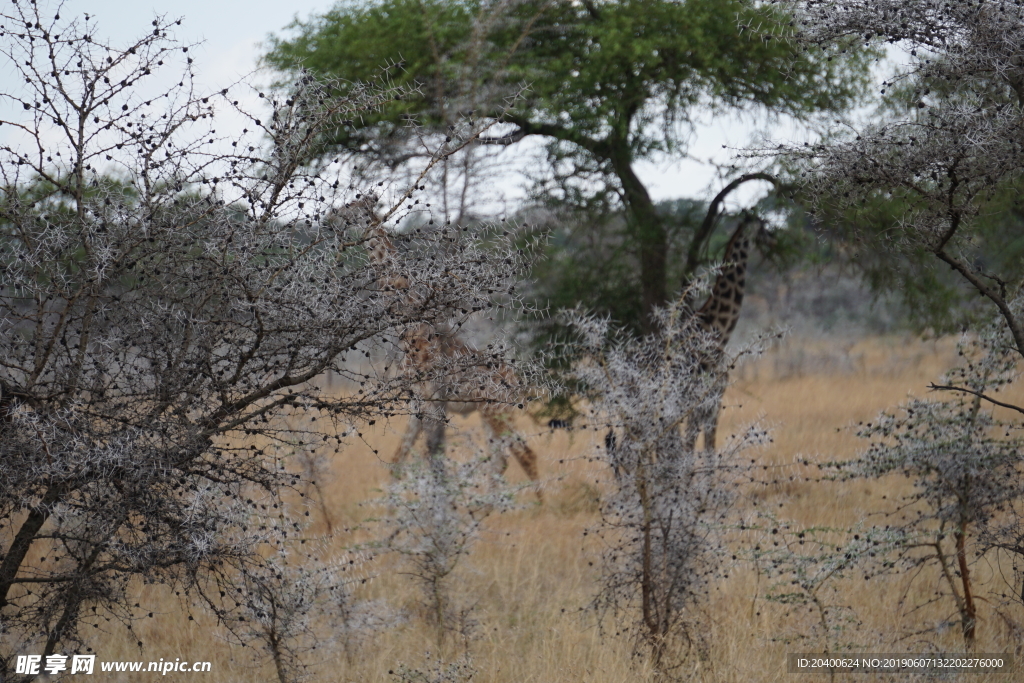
[265,0,871,332]
[562,300,770,676]
[0,3,531,674]
[771,0,1024,646]
[771,1,1024,392]
[766,1,1024,336]
[803,329,1024,651]
[372,450,515,644]
[749,514,901,659]
[853,370,1020,648]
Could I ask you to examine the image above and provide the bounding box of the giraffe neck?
[697,218,754,348]
[338,194,414,294]
[341,196,452,370]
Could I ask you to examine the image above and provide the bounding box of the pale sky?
[1,0,820,210]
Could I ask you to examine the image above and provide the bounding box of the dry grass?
[87,334,1024,681]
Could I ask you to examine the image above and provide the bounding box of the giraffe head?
[326,193,380,231]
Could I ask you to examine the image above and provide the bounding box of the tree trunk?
[955,524,977,649]
[609,149,667,334]
[0,484,62,607]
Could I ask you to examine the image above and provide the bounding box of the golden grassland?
[88,335,1024,682]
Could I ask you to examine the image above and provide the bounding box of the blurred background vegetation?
[262,0,882,337]
[262,0,1024,398]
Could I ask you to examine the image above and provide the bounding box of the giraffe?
[391,322,540,486]
[682,213,764,454]
[331,196,541,488]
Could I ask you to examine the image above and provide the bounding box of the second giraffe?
[391,323,541,486]
[333,197,541,489]
[683,213,767,453]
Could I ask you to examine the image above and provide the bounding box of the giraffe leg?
[682,412,701,453]
[421,403,449,479]
[604,429,626,481]
[392,414,422,475]
[683,399,718,454]
[508,437,543,504]
[509,438,540,482]
[703,399,720,455]
[422,402,448,457]
[481,414,510,475]
[482,413,542,502]
[702,372,727,455]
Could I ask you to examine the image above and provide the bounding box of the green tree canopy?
[266,0,872,331]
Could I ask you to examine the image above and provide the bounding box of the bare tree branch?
[927,383,1024,416]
